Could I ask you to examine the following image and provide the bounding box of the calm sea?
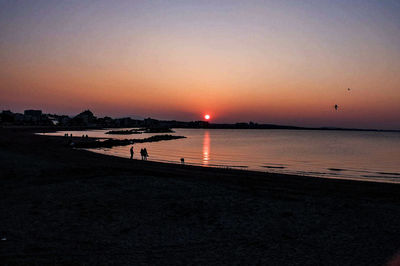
[42,129,400,183]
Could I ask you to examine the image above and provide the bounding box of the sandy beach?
[0,127,399,265]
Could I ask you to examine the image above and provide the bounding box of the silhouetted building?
[24,109,42,117]
[1,110,15,123]
[144,118,159,127]
[14,113,25,122]
[72,110,97,126]
[24,110,42,123]
[98,116,114,127]
[47,115,59,125]
[58,115,71,125]
[115,117,137,127]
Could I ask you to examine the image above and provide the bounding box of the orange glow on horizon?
[0,1,400,129]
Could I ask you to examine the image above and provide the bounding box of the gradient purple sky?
[1,0,399,129]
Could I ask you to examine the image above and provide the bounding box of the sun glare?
[204,114,210,120]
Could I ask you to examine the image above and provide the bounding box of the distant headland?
[0,109,398,132]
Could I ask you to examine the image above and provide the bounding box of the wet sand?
[0,127,399,265]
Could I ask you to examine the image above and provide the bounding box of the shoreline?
[19,127,400,188]
[1,127,400,265]
[2,126,400,198]
[42,126,398,185]
[86,147,400,185]
[35,126,400,184]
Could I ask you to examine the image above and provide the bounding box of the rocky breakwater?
[74,134,186,149]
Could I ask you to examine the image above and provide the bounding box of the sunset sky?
[1,0,399,129]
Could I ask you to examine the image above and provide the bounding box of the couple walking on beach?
[129,146,149,160]
[140,148,149,160]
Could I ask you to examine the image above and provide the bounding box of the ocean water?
[42,129,400,183]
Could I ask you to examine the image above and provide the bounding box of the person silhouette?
[144,148,149,160]
[140,148,144,160]
[130,146,134,159]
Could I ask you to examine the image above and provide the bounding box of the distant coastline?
[1,109,399,132]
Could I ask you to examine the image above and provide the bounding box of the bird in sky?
[334,104,338,111]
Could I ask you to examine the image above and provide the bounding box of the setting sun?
[1,2,400,263]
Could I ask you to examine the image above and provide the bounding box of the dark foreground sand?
[0,127,399,265]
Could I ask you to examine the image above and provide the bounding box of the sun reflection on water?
[202,130,210,165]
